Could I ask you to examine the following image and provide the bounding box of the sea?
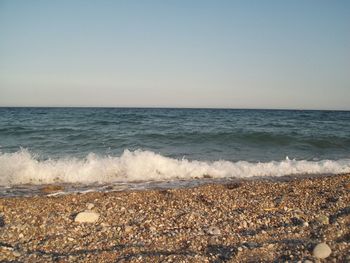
[1,107,350,196]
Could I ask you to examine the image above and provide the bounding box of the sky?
[0,0,349,109]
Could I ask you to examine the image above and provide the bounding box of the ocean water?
[0,108,350,192]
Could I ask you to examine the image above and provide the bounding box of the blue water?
[1,107,349,161]
[0,107,350,188]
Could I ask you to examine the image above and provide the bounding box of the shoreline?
[1,172,345,198]
[0,173,349,262]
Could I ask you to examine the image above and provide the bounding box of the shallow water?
[0,178,234,197]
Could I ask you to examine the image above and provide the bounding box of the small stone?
[226,182,241,189]
[302,221,309,227]
[237,247,243,252]
[124,225,133,233]
[86,203,94,210]
[242,221,248,228]
[304,260,313,263]
[69,256,77,261]
[74,211,100,223]
[198,230,205,235]
[316,214,329,225]
[207,226,221,235]
[312,243,331,259]
[344,183,350,190]
[335,230,343,237]
[243,242,260,249]
[13,250,21,257]
[291,217,304,226]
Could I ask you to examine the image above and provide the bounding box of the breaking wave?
[0,149,350,186]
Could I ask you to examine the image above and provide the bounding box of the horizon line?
[0,106,349,112]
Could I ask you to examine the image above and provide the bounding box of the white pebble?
[74,211,100,223]
[312,243,331,259]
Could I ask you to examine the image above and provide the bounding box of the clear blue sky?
[0,0,349,109]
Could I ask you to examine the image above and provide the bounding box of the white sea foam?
[0,149,349,186]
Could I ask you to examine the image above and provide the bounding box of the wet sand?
[0,174,349,262]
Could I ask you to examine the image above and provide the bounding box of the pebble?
[312,243,331,259]
[207,226,221,235]
[74,211,100,223]
[243,242,260,249]
[124,225,133,233]
[267,243,274,249]
[291,217,304,226]
[344,183,350,190]
[12,250,21,257]
[316,214,329,225]
[303,260,313,263]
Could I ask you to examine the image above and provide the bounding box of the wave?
[0,149,350,186]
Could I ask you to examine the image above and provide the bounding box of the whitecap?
[0,148,349,186]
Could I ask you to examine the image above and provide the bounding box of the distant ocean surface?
[1,108,350,188]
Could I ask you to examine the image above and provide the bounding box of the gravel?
[0,173,349,262]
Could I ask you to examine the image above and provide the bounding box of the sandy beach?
[0,174,349,262]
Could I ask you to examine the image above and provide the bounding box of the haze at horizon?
[0,0,349,110]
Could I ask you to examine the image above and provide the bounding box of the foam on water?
[1,149,350,186]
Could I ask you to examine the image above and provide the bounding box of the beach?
[2,0,350,261]
[0,174,349,262]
